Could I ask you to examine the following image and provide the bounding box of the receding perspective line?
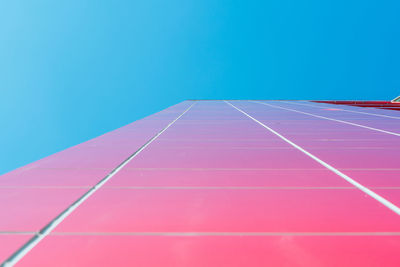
[280,100,400,120]
[104,186,356,190]
[224,100,400,216]
[50,232,400,236]
[250,100,400,137]
[0,102,196,267]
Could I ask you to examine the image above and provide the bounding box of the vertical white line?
[1,101,196,267]
[250,101,400,137]
[224,100,400,215]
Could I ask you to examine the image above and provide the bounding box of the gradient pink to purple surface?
[1,100,400,266]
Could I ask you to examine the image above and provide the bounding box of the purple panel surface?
[1,100,400,267]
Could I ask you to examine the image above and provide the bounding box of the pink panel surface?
[159,127,273,140]
[0,168,109,187]
[263,101,400,133]
[0,188,87,232]
[232,101,400,178]
[338,170,400,187]
[296,139,398,149]
[0,235,32,263]
[54,188,400,233]
[124,147,323,169]
[17,235,400,267]
[153,136,290,148]
[375,189,400,206]
[2,100,400,266]
[28,146,138,169]
[13,101,193,172]
[304,148,400,169]
[105,169,351,187]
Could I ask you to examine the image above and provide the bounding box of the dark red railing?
[312,100,400,111]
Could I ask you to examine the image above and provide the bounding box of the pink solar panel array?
[1,100,400,266]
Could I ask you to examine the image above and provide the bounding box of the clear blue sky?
[1,0,400,174]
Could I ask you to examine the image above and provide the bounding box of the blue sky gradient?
[1,0,400,174]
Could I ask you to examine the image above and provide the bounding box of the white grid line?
[280,100,400,120]
[1,101,196,267]
[251,101,400,137]
[224,100,400,215]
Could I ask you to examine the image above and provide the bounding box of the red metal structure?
[313,97,400,111]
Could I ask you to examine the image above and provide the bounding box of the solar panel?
[1,100,399,266]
